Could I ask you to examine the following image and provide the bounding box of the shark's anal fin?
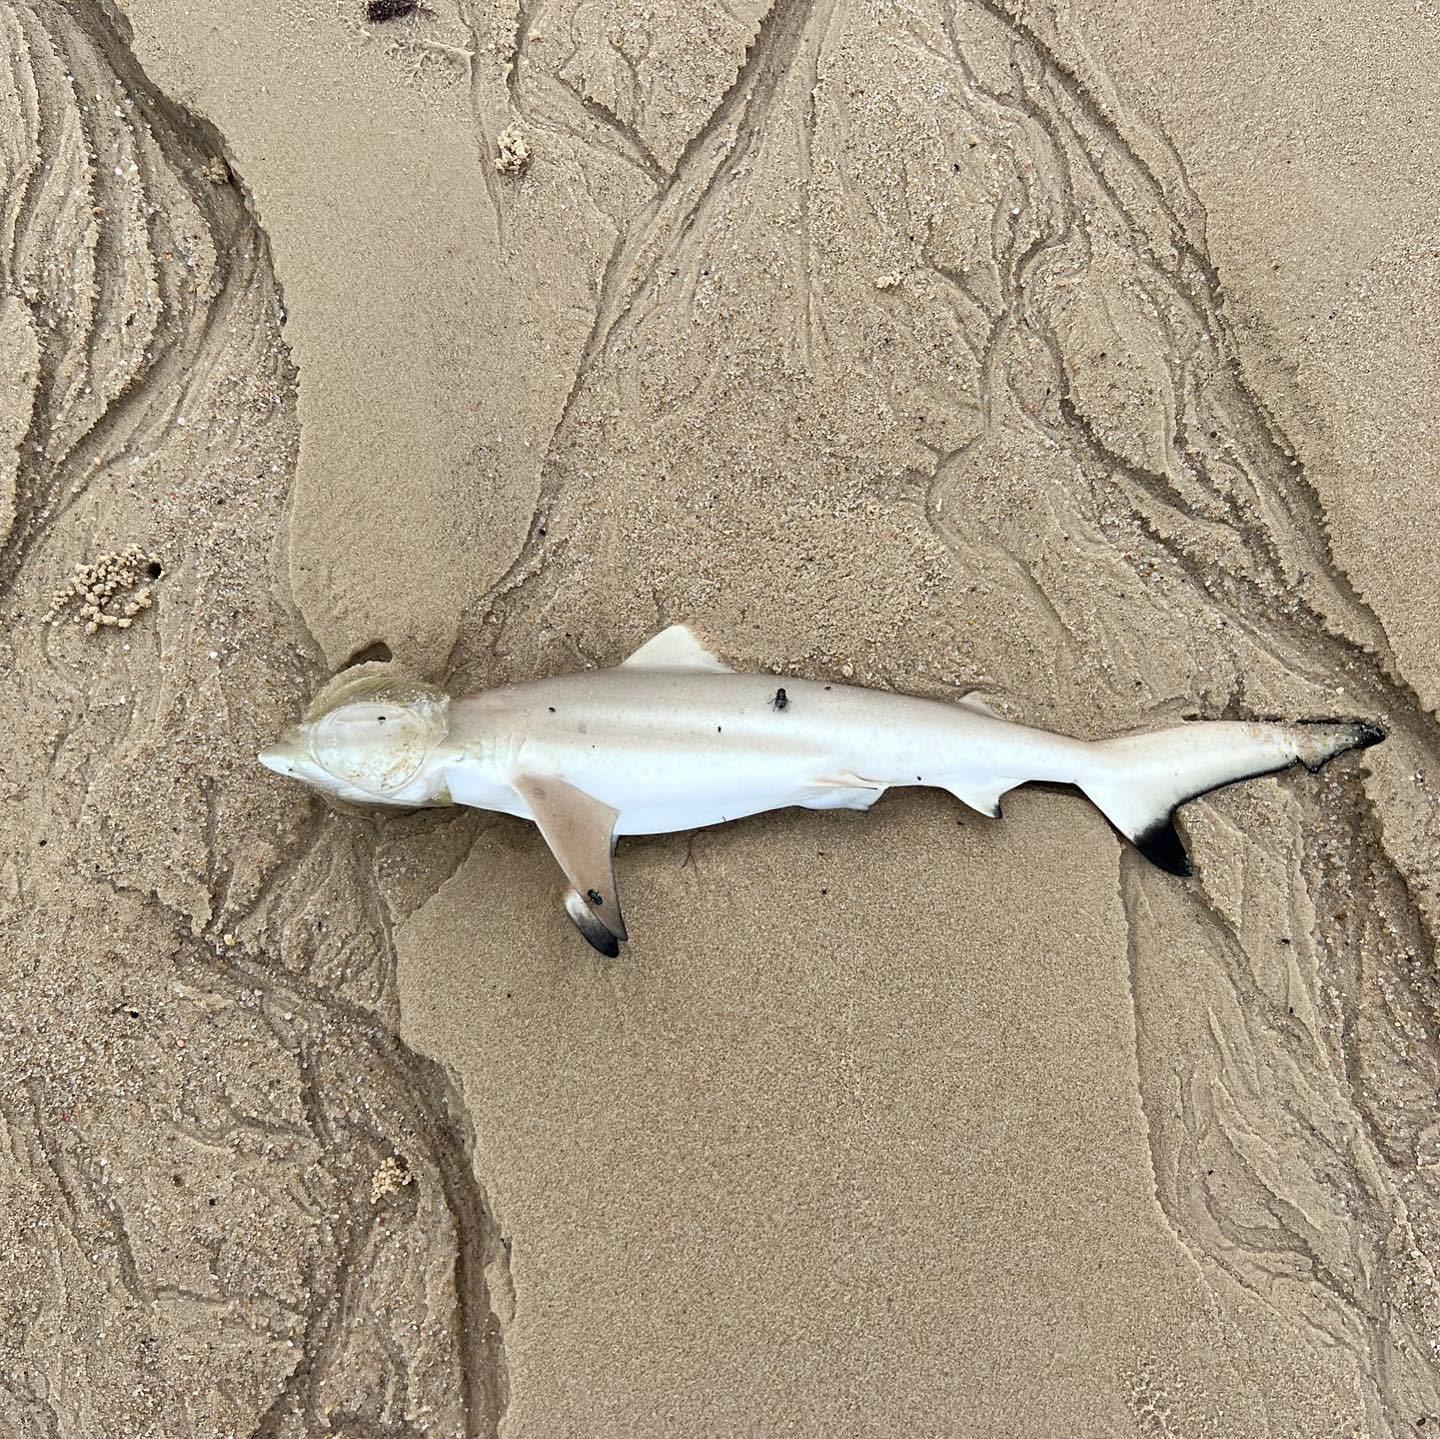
[620,623,733,672]
[512,773,627,943]
[943,777,1015,819]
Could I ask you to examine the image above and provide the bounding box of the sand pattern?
[472,6,1440,1422]
[1,4,503,1433]
[1,0,1435,1435]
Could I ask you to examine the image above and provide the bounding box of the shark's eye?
[312,703,428,793]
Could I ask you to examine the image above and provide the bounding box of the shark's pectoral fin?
[512,773,627,944]
[620,623,733,672]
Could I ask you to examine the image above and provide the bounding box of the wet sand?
[1,0,1436,1433]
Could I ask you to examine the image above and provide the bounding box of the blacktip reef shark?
[258,624,1385,956]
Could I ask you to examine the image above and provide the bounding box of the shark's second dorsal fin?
[956,690,1002,719]
[620,624,733,673]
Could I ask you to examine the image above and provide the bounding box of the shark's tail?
[1076,719,1385,875]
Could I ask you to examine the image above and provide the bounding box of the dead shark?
[258,624,1385,956]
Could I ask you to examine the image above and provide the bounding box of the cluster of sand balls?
[371,1156,414,1203]
[495,125,529,173]
[43,545,159,633]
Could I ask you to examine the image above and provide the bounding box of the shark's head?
[259,669,454,807]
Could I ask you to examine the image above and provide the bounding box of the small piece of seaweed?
[366,0,420,22]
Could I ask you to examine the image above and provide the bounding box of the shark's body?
[259,625,1384,955]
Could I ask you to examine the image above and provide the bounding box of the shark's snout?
[258,730,304,776]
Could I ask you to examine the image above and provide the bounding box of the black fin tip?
[1134,817,1193,878]
[566,892,622,957]
[1354,722,1386,750]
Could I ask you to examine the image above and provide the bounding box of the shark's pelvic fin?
[620,623,733,673]
[512,773,627,942]
[805,773,887,811]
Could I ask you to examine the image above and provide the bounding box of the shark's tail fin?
[1077,719,1384,875]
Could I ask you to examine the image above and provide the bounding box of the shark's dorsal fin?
[511,773,627,944]
[956,690,1002,719]
[620,624,733,673]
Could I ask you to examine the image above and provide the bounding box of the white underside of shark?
[259,624,1384,956]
